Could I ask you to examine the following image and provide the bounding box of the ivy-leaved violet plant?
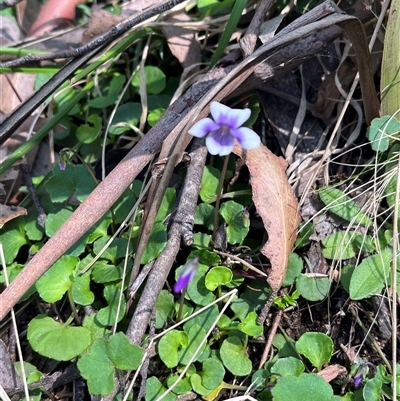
[188,101,260,156]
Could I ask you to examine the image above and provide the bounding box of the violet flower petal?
[174,256,199,293]
[210,102,251,128]
[174,272,192,293]
[231,127,261,150]
[188,118,219,138]
[206,130,235,156]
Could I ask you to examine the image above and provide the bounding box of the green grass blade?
[0,81,93,176]
[381,0,400,118]
[209,0,247,67]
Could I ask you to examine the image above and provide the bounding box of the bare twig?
[126,138,208,344]
[240,0,276,57]
[259,308,283,368]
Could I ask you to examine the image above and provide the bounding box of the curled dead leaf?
[233,143,301,292]
[317,364,347,382]
[0,204,27,227]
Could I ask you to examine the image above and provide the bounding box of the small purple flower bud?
[58,161,66,171]
[188,102,260,156]
[353,374,363,388]
[174,256,199,293]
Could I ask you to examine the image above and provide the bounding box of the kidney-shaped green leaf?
[28,315,91,361]
[36,255,78,303]
[107,332,144,370]
[271,373,335,401]
[220,336,252,376]
[205,266,233,291]
[77,338,114,396]
[158,330,188,368]
[295,332,333,370]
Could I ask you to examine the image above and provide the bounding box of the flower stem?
[177,289,186,322]
[212,155,230,245]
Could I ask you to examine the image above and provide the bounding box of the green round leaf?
[0,219,27,264]
[76,114,102,144]
[148,108,165,126]
[107,333,144,370]
[219,201,249,244]
[271,356,305,377]
[322,231,359,260]
[28,315,91,361]
[295,332,333,370]
[109,102,142,135]
[220,336,252,376]
[178,324,207,365]
[183,304,219,333]
[96,285,126,326]
[132,66,166,95]
[155,290,175,329]
[36,255,78,303]
[190,373,212,396]
[185,265,216,306]
[283,253,303,287]
[367,116,400,152]
[237,311,263,336]
[201,358,225,390]
[77,338,115,395]
[92,261,128,284]
[271,373,335,401]
[205,266,233,291]
[363,378,382,401]
[93,237,133,264]
[45,164,97,203]
[145,377,175,401]
[72,272,94,305]
[195,203,215,230]
[166,375,192,394]
[200,166,220,203]
[158,330,188,368]
[296,274,330,301]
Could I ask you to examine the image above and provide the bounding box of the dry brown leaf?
[317,364,347,382]
[161,11,201,70]
[82,8,128,44]
[0,73,36,114]
[233,143,301,291]
[0,204,27,227]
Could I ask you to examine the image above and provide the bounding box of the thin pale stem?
[212,155,230,244]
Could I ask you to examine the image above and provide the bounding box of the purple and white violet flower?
[174,256,199,293]
[188,102,260,156]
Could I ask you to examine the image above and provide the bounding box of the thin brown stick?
[126,139,208,344]
[240,0,276,57]
[259,308,283,368]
